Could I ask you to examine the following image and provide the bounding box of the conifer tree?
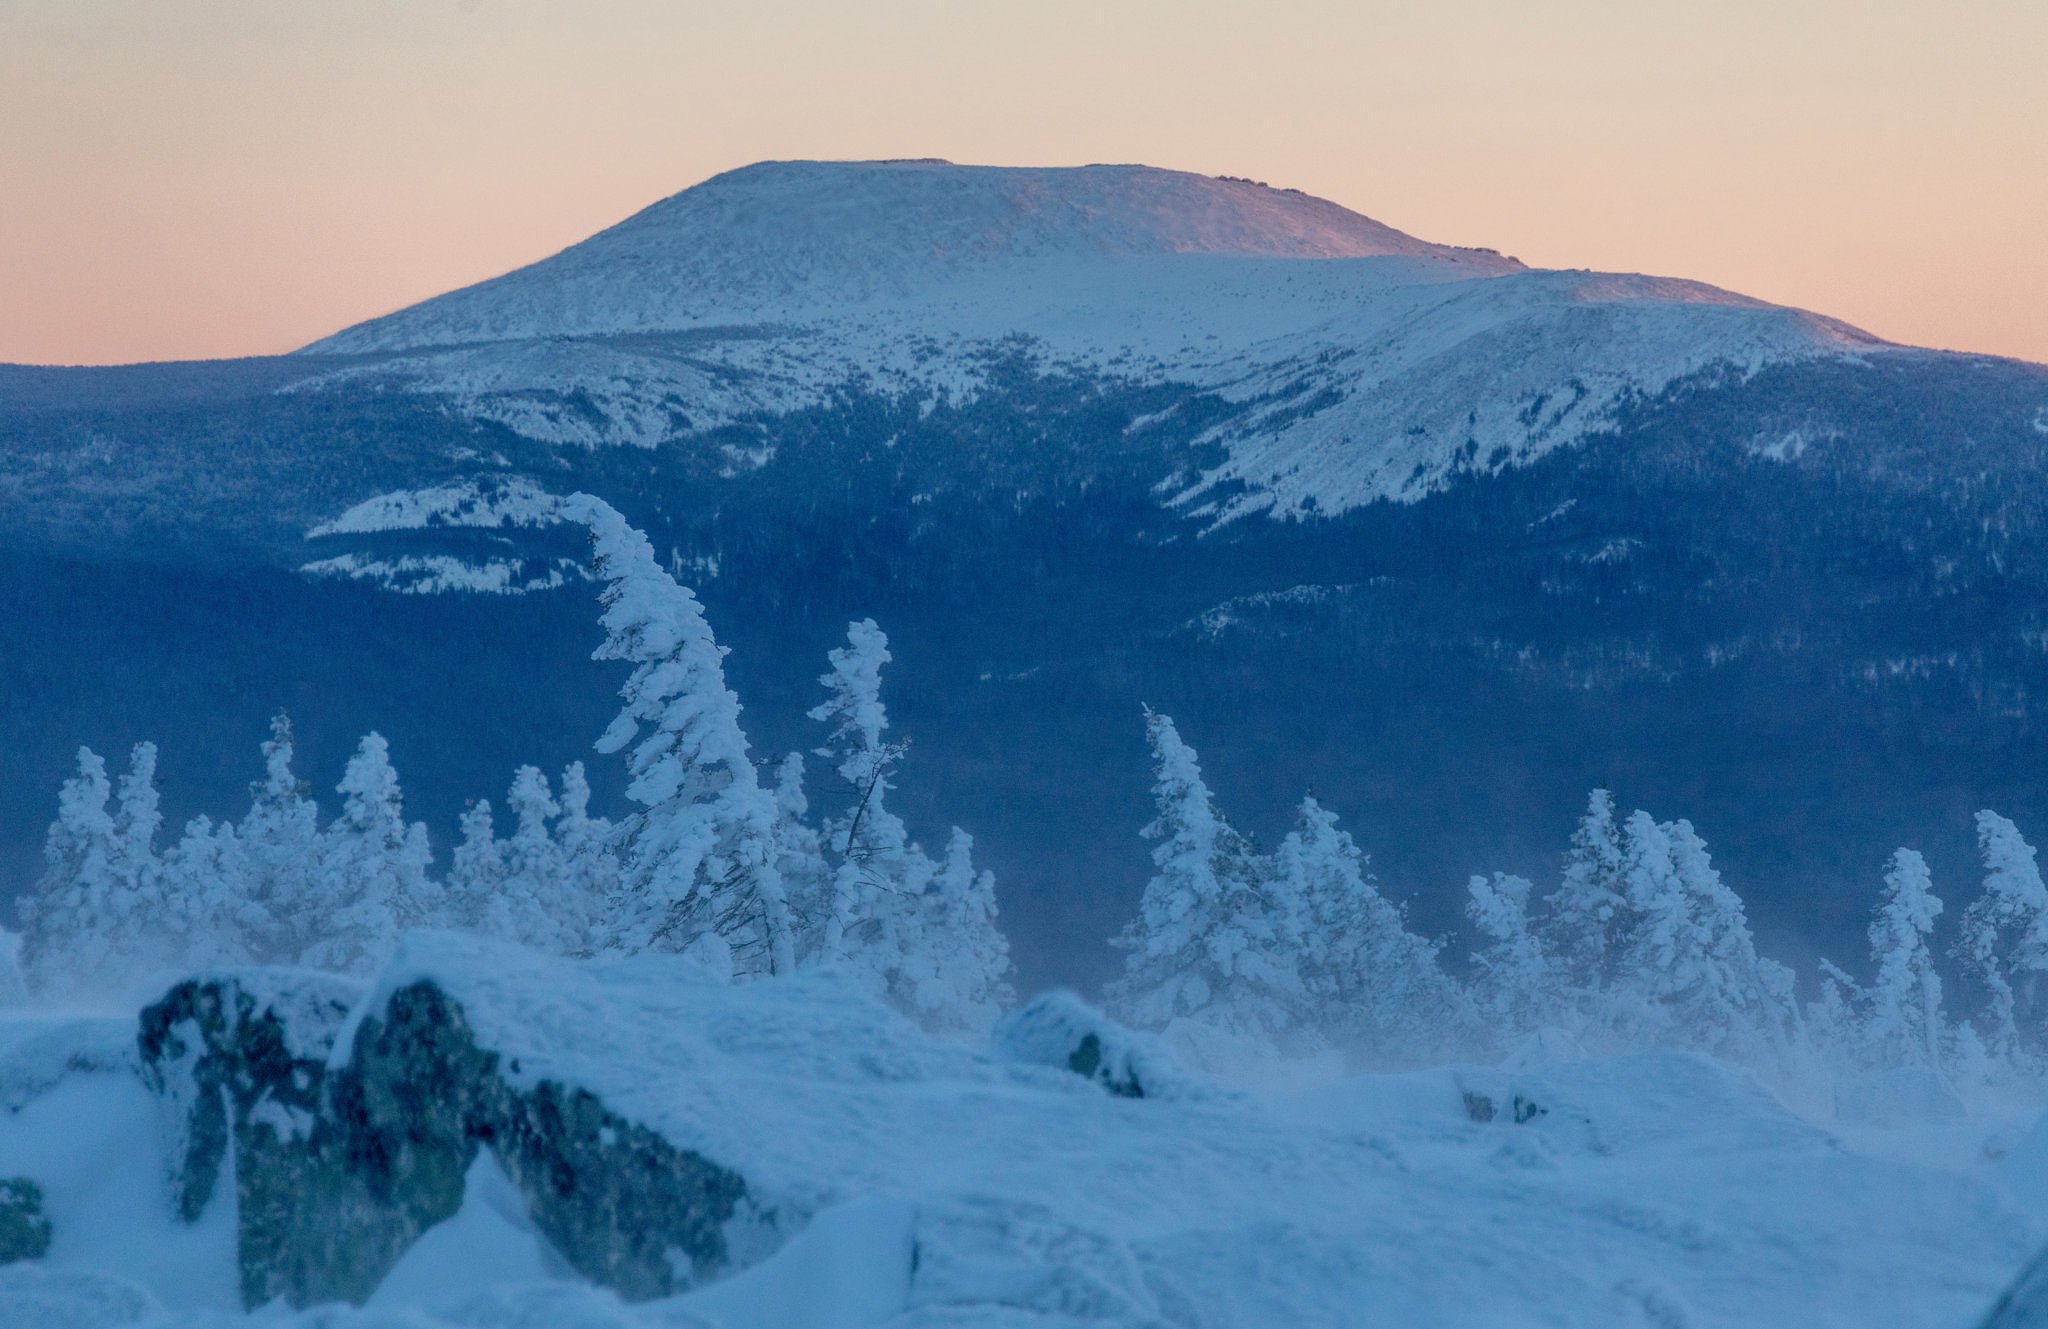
[1866,848,1946,1069]
[1467,872,1554,1039]
[449,800,507,931]
[808,618,927,987]
[305,733,435,974]
[237,713,321,963]
[488,766,579,953]
[565,494,793,976]
[161,814,253,968]
[111,742,164,909]
[1269,793,1458,1054]
[1541,789,1628,993]
[908,827,1015,1037]
[1957,811,2048,1057]
[1107,711,1303,1041]
[20,748,120,992]
[769,753,832,965]
[553,760,615,955]
[1613,813,1795,1060]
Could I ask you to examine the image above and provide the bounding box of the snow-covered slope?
[309,160,1515,351]
[293,159,1883,515]
[0,935,2040,1328]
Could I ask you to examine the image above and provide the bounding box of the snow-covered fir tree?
[1957,811,2048,1058]
[1107,711,1305,1042]
[111,742,164,911]
[1540,789,1628,995]
[1466,872,1554,1040]
[234,713,321,964]
[807,618,934,998]
[20,748,120,992]
[304,733,436,975]
[1866,848,1947,1069]
[1612,813,1797,1061]
[905,827,1015,1038]
[490,766,583,953]
[20,743,181,993]
[448,800,507,931]
[566,494,793,977]
[552,760,615,955]
[1268,793,1458,1056]
[160,814,254,968]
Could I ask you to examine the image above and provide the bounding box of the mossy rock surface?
[0,1179,50,1264]
[139,973,752,1309]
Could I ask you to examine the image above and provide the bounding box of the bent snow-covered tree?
[1957,811,2048,1058]
[808,618,933,997]
[1269,793,1459,1056]
[566,493,793,977]
[1611,813,1797,1062]
[1107,710,1304,1042]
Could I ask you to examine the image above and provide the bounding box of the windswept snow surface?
[291,160,1884,515]
[4,933,2037,1328]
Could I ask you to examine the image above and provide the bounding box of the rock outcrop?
[138,962,754,1309]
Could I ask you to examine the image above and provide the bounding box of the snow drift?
[0,932,2039,1327]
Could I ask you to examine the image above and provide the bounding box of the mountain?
[4,159,2048,987]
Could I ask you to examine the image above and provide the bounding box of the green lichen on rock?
[139,973,753,1310]
[0,1179,51,1264]
[137,973,364,1308]
[334,981,750,1303]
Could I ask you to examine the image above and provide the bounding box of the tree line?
[13,496,2048,1097]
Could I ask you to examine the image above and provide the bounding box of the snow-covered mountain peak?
[306,160,1519,353]
[293,157,1890,516]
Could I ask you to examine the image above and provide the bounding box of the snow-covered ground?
[0,933,2038,1329]
[285,160,1886,520]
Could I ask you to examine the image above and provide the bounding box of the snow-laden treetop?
[308,160,1526,352]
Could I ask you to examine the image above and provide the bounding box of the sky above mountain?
[3,0,2044,367]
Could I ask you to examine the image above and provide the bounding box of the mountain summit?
[299,159,1878,516]
[309,160,1519,353]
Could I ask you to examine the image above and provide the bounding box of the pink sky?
[5,0,2044,367]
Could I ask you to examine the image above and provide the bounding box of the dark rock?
[136,971,363,1308]
[1982,1244,2048,1328]
[328,980,749,1303]
[139,970,752,1309]
[994,991,1200,1100]
[0,1180,50,1264]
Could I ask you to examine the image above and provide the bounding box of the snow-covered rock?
[992,989,1202,1100]
[0,938,2039,1325]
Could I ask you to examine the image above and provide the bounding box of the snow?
[299,930,2040,1328]
[0,935,2040,1326]
[674,1196,915,1329]
[307,479,566,539]
[0,1016,238,1315]
[298,553,588,596]
[367,1153,575,1313]
[281,161,1888,521]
